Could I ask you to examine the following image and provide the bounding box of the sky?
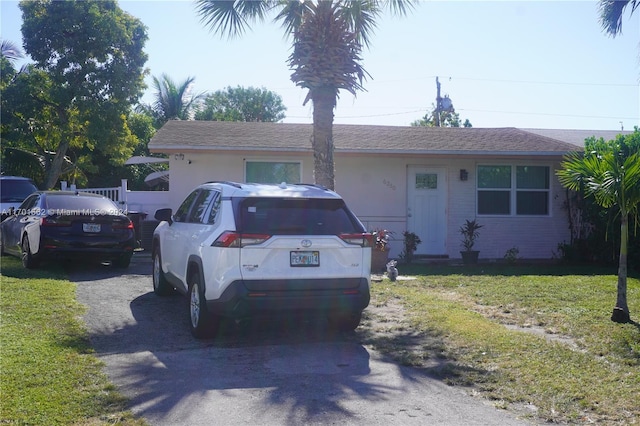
[1,0,639,131]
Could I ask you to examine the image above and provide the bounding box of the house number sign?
[383,179,396,191]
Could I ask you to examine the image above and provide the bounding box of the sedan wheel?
[21,235,38,269]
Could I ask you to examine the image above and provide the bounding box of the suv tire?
[188,272,219,339]
[328,311,362,332]
[152,249,173,296]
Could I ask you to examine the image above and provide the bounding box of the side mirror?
[154,208,173,224]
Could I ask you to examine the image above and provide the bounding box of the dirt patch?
[358,275,452,371]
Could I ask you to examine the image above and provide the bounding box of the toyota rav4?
[152,181,371,338]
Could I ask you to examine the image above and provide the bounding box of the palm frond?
[195,0,272,38]
[598,0,638,37]
[1,39,24,61]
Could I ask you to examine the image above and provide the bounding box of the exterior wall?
[165,151,571,261]
[166,152,315,211]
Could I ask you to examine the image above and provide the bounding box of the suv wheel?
[152,249,173,296]
[328,311,362,332]
[21,235,38,269]
[188,272,219,339]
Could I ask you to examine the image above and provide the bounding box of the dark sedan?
[0,191,135,268]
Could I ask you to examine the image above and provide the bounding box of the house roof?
[149,121,581,157]
[520,128,631,147]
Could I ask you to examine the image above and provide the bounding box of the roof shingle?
[149,121,581,156]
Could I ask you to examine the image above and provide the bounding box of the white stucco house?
[148,120,597,261]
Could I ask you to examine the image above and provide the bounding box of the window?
[174,190,200,223]
[188,190,220,224]
[245,161,301,184]
[238,198,360,235]
[415,173,438,189]
[477,165,550,216]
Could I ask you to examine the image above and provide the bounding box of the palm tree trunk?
[311,87,336,190]
[611,212,631,323]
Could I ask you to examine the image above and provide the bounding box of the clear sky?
[2,0,639,131]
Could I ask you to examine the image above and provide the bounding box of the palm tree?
[195,0,414,190]
[598,0,638,36]
[556,130,640,323]
[152,74,204,124]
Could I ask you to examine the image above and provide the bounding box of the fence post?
[120,179,128,210]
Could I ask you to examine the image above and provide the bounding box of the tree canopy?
[411,104,472,128]
[2,0,149,189]
[195,86,286,122]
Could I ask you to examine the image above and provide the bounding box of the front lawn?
[363,263,640,424]
[0,257,144,425]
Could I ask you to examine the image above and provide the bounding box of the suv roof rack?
[293,183,329,191]
[205,181,243,189]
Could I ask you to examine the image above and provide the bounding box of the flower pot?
[460,250,479,265]
[371,249,389,273]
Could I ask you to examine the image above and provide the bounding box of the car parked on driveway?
[1,176,38,221]
[0,191,136,268]
[152,181,372,338]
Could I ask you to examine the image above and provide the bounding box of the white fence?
[61,179,169,218]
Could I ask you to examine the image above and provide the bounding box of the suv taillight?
[212,231,271,248]
[340,233,372,247]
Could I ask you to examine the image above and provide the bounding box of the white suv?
[152,181,371,338]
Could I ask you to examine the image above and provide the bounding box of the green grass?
[0,257,144,425]
[365,263,640,424]
[2,256,639,425]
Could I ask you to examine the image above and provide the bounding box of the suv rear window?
[236,198,364,235]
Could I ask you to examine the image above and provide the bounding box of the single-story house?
[149,120,598,261]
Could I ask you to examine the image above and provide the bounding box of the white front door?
[407,166,447,255]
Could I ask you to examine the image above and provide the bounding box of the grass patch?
[0,257,144,425]
[366,263,640,424]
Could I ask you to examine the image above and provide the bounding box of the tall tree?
[195,86,286,122]
[18,0,148,189]
[556,129,640,323]
[151,74,204,124]
[196,0,414,190]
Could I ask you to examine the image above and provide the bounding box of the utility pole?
[434,77,454,127]
[435,77,442,127]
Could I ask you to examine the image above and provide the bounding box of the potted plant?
[370,229,392,273]
[400,231,421,264]
[459,219,483,265]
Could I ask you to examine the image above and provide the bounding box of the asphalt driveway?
[73,252,530,425]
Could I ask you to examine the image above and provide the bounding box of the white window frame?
[477,164,551,217]
[244,159,302,184]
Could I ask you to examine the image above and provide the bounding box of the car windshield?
[0,180,38,202]
[45,195,121,215]
[237,197,363,235]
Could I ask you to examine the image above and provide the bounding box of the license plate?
[290,251,319,267]
[83,223,101,233]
